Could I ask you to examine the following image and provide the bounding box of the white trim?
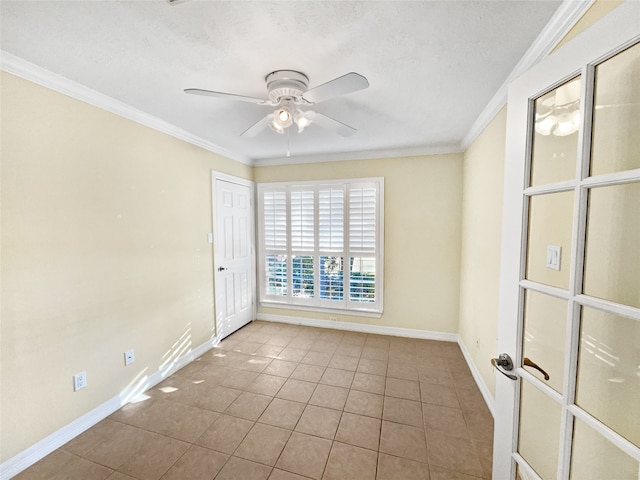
[457,338,496,418]
[524,180,577,196]
[460,0,595,151]
[211,172,255,188]
[575,294,640,322]
[259,302,382,318]
[0,337,219,480]
[519,279,570,301]
[211,172,257,338]
[517,368,564,404]
[581,167,640,187]
[251,144,461,167]
[256,313,458,342]
[257,178,384,314]
[513,453,544,480]
[0,51,252,166]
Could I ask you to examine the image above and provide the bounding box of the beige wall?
[458,107,507,399]
[254,155,463,334]
[0,72,252,461]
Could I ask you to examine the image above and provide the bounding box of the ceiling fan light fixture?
[273,105,293,129]
[269,120,285,134]
[278,109,290,122]
[294,109,313,133]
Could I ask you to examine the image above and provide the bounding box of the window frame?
[257,177,384,316]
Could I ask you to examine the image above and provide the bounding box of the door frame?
[211,171,257,338]
[494,2,640,479]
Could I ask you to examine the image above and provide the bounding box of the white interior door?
[494,3,640,479]
[213,172,255,339]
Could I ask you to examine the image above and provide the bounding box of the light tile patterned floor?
[15,321,494,480]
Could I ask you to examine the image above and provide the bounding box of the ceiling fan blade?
[306,111,357,137]
[184,88,266,104]
[303,72,369,104]
[241,114,274,137]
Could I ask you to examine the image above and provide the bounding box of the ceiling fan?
[185,70,369,137]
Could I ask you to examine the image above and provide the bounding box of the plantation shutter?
[258,178,383,314]
[349,186,377,254]
[319,187,344,252]
[290,187,315,251]
[263,190,287,251]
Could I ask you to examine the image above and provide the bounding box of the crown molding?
[252,143,463,167]
[0,51,253,166]
[460,0,595,151]
[2,0,596,168]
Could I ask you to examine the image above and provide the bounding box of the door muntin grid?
[514,40,640,479]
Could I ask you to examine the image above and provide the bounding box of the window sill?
[259,301,383,319]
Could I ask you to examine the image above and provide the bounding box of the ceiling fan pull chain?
[286,127,291,158]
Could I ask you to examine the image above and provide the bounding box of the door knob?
[523,357,550,380]
[217,266,228,272]
[491,353,517,380]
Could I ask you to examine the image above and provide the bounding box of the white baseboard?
[256,313,458,342]
[0,337,219,480]
[457,337,496,418]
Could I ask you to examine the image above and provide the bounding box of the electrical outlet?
[124,349,135,366]
[73,371,87,391]
[329,316,338,322]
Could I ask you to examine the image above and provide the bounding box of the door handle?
[491,353,518,380]
[523,357,550,380]
[217,266,228,272]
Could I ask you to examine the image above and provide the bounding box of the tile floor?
[15,321,494,480]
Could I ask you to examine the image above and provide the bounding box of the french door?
[212,172,255,339]
[494,2,639,479]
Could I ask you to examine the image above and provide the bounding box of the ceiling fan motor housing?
[266,70,309,104]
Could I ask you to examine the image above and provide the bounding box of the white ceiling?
[1,0,567,165]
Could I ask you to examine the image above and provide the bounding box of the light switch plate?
[546,245,561,271]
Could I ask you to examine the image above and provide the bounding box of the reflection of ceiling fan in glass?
[534,78,581,137]
[185,70,369,137]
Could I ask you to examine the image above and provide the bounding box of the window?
[258,178,383,314]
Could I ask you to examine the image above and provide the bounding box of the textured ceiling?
[1,0,563,164]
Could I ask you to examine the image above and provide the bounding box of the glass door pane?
[531,77,581,186]
[570,418,639,479]
[583,182,640,308]
[518,381,562,479]
[525,191,574,290]
[522,290,566,393]
[576,307,640,447]
[590,43,640,176]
